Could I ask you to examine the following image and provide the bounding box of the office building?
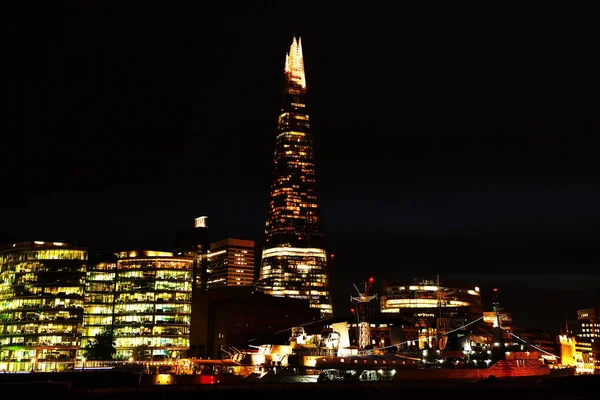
[173,216,210,290]
[0,241,87,372]
[257,36,332,318]
[563,308,600,374]
[380,278,483,327]
[112,250,193,360]
[81,254,117,350]
[207,238,255,289]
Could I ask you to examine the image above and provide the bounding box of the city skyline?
[3,3,599,334]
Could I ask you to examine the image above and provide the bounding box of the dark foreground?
[2,376,599,400]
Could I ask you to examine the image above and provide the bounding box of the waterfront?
[5,376,600,400]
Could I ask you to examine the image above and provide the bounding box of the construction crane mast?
[350,277,377,350]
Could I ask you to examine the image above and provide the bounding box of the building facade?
[380,278,483,329]
[112,250,193,360]
[173,216,210,290]
[0,241,87,372]
[81,254,117,350]
[191,286,321,359]
[257,36,332,318]
[207,238,255,289]
[563,308,600,374]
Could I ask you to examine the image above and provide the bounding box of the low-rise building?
[189,286,320,359]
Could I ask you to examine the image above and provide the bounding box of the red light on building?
[330,253,335,259]
[350,308,355,314]
[369,277,374,283]
[493,288,498,292]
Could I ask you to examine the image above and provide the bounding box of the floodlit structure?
[0,241,87,372]
[560,308,600,374]
[257,36,332,318]
[380,278,483,324]
[112,250,193,360]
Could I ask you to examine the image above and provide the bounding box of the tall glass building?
[257,37,332,318]
[0,241,87,372]
[112,250,193,360]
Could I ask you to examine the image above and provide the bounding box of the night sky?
[4,2,599,333]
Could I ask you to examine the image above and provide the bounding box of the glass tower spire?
[257,37,332,318]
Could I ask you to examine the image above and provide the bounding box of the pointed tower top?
[284,36,306,89]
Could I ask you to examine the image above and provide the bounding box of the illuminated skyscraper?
[257,37,332,318]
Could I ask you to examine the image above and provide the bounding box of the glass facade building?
[257,37,332,318]
[112,250,193,360]
[380,278,483,328]
[0,241,87,372]
[81,255,117,351]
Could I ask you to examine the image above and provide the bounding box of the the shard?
[257,37,332,318]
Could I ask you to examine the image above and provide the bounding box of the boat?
[315,279,551,382]
[549,365,576,377]
[315,349,551,382]
[184,281,552,384]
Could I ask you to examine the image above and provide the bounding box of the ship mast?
[350,278,377,350]
[491,287,506,362]
[436,274,442,325]
[435,275,450,350]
